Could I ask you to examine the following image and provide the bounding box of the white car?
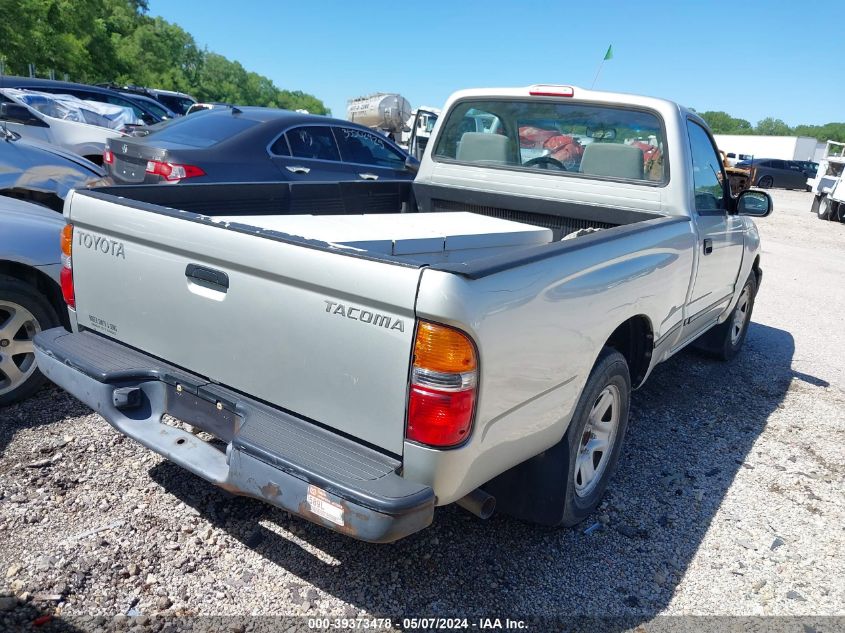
[0,88,132,164]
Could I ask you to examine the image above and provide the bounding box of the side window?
[334,127,406,168]
[269,134,291,156]
[686,121,725,213]
[771,159,785,170]
[285,126,341,161]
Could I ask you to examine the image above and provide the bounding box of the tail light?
[407,321,478,447]
[103,148,114,164]
[60,224,75,308]
[145,160,205,182]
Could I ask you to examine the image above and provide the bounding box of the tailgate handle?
[185,264,229,291]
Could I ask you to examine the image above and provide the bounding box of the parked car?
[119,92,178,121]
[0,76,164,125]
[1,89,127,163]
[37,84,771,542]
[737,158,811,189]
[1,126,108,211]
[185,102,231,115]
[794,160,819,178]
[0,196,67,406]
[99,84,197,116]
[104,108,416,184]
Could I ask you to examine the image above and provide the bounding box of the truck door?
[683,120,745,339]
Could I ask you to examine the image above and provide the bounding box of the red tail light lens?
[60,224,75,308]
[103,149,114,164]
[60,267,75,308]
[145,160,206,182]
[407,321,478,447]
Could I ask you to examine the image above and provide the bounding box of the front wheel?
[817,195,833,220]
[696,274,757,361]
[0,275,60,406]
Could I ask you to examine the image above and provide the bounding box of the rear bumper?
[34,328,434,543]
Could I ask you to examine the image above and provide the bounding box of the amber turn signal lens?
[61,224,73,256]
[413,321,477,373]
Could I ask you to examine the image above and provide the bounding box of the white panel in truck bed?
[213,212,553,260]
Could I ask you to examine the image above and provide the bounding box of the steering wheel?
[523,156,567,171]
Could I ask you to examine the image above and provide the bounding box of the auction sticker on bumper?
[307,485,344,526]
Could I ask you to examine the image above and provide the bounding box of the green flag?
[604,45,613,61]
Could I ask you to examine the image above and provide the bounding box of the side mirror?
[0,102,49,127]
[736,189,773,217]
[405,155,420,174]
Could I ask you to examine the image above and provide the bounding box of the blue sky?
[147,0,844,126]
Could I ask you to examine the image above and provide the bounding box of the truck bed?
[89,181,666,268]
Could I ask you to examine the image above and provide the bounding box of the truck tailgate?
[66,192,423,455]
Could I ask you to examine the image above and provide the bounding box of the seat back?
[580,143,644,180]
[456,132,510,163]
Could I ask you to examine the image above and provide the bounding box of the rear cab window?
[433,99,667,184]
[146,113,261,148]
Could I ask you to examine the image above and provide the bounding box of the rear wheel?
[557,348,631,526]
[0,275,60,406]
[757,175,774,188]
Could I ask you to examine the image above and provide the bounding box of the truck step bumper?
[34,328,434,543]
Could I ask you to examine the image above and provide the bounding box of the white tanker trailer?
[346,93,412,141]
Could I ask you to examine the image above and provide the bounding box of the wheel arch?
[604,314,654,389]
[0,261,67,328]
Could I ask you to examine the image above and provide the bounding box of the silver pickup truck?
[34,85,772,542]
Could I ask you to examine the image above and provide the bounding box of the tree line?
[0,0,329,114]
[697,110,845,143]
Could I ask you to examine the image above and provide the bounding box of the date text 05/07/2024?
[307,618,528,630]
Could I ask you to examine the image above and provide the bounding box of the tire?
[557,347,631,527]
[757,175,773,189]
[696,273,757,361]
[817,195,833,220]
[0,275,60,407]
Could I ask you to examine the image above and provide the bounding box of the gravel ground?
[1,189,844,630]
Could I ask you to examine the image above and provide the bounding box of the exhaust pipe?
[456,488,496,519]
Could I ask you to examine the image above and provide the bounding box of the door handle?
[703,238,713,255]
[359,173,379,180]
[285,166,311,174]
[185,263,229,291]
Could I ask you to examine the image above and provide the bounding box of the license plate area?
[163,383,239,443]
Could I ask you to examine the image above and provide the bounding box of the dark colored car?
[794,160,819,178]
[0,76,164,125]
[105,108,416,185]
[119,92,178,120]
[736,158,811,190]
[1,126,108,211]
[99,84,197,116]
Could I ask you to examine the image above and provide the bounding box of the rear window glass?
[433,99,666,183]
[146,112,260,147]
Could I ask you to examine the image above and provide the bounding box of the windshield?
[433,99,667,183]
